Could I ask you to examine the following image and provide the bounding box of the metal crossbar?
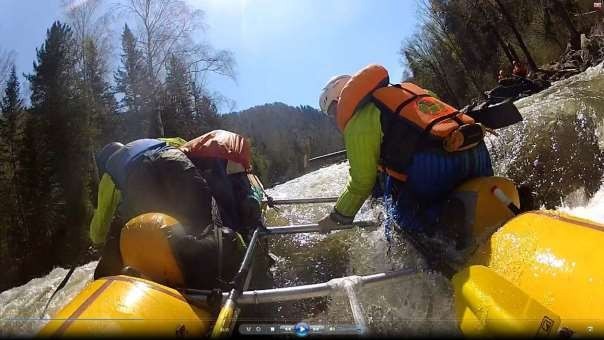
[192,220,415,335]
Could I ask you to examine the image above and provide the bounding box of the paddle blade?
[466,98,523,130]
[453,265,561,337]
[211,300,236,338]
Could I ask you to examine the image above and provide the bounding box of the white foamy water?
[1,63,604,337]
[559,185,604,224]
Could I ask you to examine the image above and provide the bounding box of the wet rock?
[533,34,604,83]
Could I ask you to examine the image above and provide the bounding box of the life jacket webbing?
[377,109,461,182]
[422,111,461,136]
[394,93,431,115]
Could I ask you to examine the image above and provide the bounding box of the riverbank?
[536,24,604,82]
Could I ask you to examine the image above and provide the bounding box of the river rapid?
[1,63,604,337]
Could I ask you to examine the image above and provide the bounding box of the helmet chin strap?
[327,101,338,117]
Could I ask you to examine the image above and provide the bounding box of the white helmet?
[319,74,351,114]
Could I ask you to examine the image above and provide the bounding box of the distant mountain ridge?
[220,102,344,186]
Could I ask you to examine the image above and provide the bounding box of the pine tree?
[81,39,119,192]
[0,65,41,289]
[192,80,220,132]
[83,39,116,128]
[1,66,23,114]
[25,21,91,268]
[114,24,152,139]
[0,65,25,229]
[162,54,196,139]
[0,65,23,284]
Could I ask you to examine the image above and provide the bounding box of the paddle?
[263,196,339,206]
[209,220,375,337]
[40,266,76,318]
[308,150,346,163]
[265,220,374,235]
[211,227,262,338]
[462,97,523,130]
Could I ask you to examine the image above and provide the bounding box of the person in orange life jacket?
[90,138,243,289]
[316,64,494,249]
[180,130,274,293]
[512,60,528,78]
[179,130,264,242]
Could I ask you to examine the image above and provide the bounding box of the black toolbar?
[238,323,363,336]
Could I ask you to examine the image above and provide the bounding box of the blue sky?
[0,0,419,112]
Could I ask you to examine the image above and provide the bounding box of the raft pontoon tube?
[38,176,604,337]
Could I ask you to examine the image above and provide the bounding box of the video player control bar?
[238,323,363,336]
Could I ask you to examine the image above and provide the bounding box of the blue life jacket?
[390,142,493,233]
[105,139,167,190]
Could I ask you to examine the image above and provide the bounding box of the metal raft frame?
[184,218,420,335]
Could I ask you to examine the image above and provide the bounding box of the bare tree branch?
[0,47,16,92]
[62,0,114,76]
[119,0,206,80]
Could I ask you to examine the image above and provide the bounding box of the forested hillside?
[402,0,600,106]
[0,0,601,292]
[0,0,234,291]
[0,0,344,291]
[221,103,343,185]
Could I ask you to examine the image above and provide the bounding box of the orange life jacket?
[337,64,485,181]
[512,61,528,77]
[181,130,252,172]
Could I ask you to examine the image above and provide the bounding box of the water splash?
[558,184,604,224]
[1,63,604,336]
[0,262,96,337]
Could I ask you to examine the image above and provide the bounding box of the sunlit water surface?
[2,64,604,337]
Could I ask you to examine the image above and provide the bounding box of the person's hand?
[318,214,340,234]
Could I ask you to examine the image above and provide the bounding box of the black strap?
[394,94,417,114]
[422,111,461,136]
[452,115,464,125]
[392,88,431,114]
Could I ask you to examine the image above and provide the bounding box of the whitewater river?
[2,64,604,337]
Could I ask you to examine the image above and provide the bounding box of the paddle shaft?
[211,220,375,336]
[308,150,346,162]
[211,228,261,337]
[265,221,374,235]
[263,197,339,205]
[41,266,76,318]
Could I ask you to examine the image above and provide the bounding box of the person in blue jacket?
[90,138,244,286]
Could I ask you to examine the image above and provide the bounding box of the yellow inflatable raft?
[452,177,604,337]
[37,176,604,337]
[38,213,215,337]
[37,275,212,337]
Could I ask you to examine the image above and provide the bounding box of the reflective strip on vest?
[105,139,167,190]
